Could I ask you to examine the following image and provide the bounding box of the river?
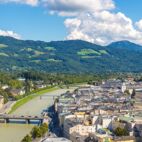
[0,88,73,142]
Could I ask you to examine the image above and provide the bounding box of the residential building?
[9,88,25,96]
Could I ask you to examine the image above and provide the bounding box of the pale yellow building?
[70,124,96,136]
[64,114,112,141]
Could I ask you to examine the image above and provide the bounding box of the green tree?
[8,80,23,89]
[124,90,130,96]
[25,80,32,93]
[21,135,32,142]
[31,126,42,138]
[0,89,9,103]
[114,127,129,136]
[40,123,48,136]
[131,89,136,98]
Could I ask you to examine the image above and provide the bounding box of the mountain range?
[0,36,142,73]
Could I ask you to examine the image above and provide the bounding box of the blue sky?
[0,4,66,41]
[0,0,142,45]
[114,0,142,21]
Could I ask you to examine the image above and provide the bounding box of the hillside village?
[47,78,142,142]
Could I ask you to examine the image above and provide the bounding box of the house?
[35,84,47,89]
[64,114,113,141]
[17,77,26,82]
[63,114,91,139]
[9,88,25,96]
[34,81,47,89]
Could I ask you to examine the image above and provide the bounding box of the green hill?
[0,36,142,73]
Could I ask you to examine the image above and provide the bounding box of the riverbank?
[0,88,75,142]
[9,87,58,114]
[0,101,16,114]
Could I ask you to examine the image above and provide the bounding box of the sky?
[0,0,142,45]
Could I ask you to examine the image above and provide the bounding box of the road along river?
[0,88,74,142]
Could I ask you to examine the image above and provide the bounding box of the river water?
[0,88,73,142]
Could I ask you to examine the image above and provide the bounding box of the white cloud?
[1,0,142,45]
[65,11,142,45]
[0,0,39,6]
[43,0,142,45]
[43,0,115,16]
[136,19,142,31]
[0,29,21,39]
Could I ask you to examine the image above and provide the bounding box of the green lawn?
[0,52,9,57]
[31,60,41,63]
[0,44,8,48]
[45,46,56,51]
[77,49,101,56]
[47,58,62,63]
[9,87,58,114]
[99,50,108,55]
[77,49,109,57]
[81,55,96,59]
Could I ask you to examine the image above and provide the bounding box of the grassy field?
[47,58,62,63]
[99,50,108,55]
[9,87,58,114]
[0,44,8,48]
[0,52,9,57]
[77,49,101,56]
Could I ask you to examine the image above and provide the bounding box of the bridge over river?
[0,114,46,124]
[0,88,76,142]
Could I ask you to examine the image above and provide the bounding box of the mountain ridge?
[0,36,142,73]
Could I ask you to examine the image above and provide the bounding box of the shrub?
[114,127,129,136]
[21,135,32,142]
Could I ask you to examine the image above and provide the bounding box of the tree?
[114,127,129,136]
[0,89,9,103]
[40,123,48,136]
[8,80,23,89]
[131,89,136,98]
[31,126,42,139]
[21,135,32,142]
[25,80,32,93]
[124,90,130,96]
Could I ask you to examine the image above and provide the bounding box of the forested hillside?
[0,36,142,73]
